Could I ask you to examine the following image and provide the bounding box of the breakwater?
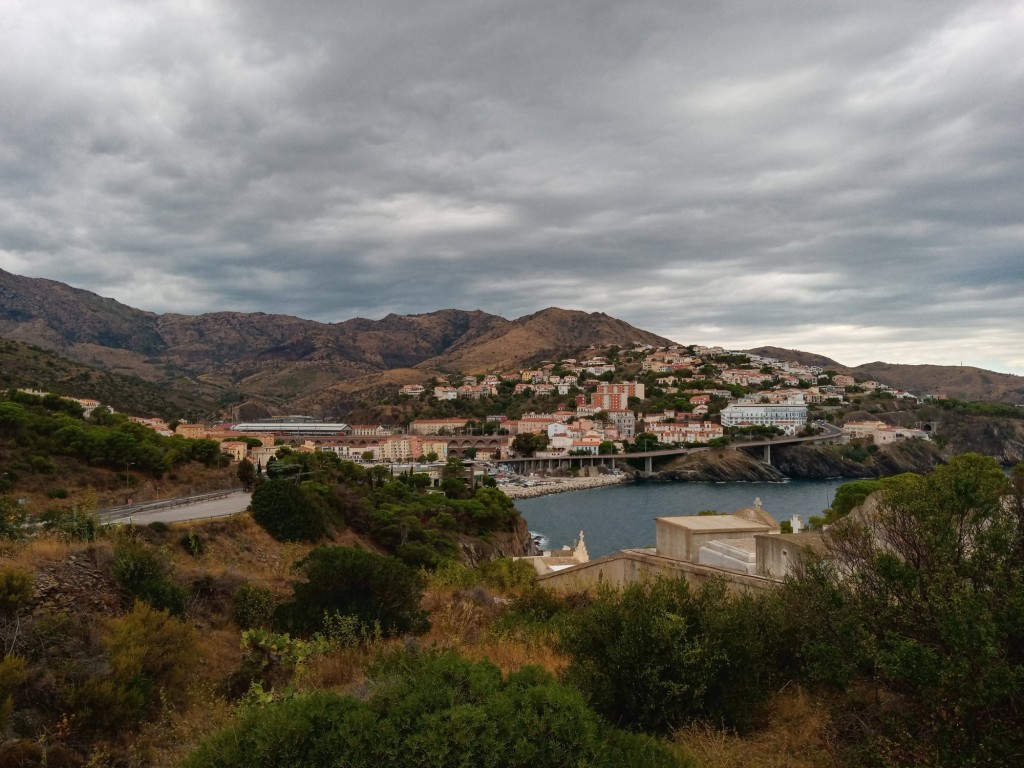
[498,474,629,499]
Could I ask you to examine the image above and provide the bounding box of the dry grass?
[0,534,82,570]
[164,515,312,595]
[301,648,371,693]
[459,635,567,676]
[420,586,567,676]
[673,686,835,768]
[191,626,245,688]
[134,681,236,768]
[1,517,581,765]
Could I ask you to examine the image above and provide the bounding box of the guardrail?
[97,487,245,523]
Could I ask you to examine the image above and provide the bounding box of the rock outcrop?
[645,450,786,483]
[30,549,121,617]
[456,516,536,566]
[645,440,948,483]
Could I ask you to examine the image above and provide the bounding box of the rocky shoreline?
[641,441,947,483]
[499,474,630,499]
[498,442,950,497]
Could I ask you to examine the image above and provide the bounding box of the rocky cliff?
[771,440,945,479]
[456,515,536,566]
[645,440,947,483]
[645,449,786,483]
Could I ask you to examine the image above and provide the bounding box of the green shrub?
[112,539,186,616]
[113,538,164,589]
[40,506,98,541]
[496,587,566,633]
[180,530,204,557]
[0,654,27,731]
[0,568,33,614]
[0,497,28,540]
[785,455,1024,766]
[427,560,481,590]
[830,479,884,518]
[557,577,785,734]
[182,692,360,768]
[478,558,537,592]
[45,487,69,499]
[105,601,197,710]
[250,480,328,542]
[320,612,382,649]
[71,602,198,735]
[233,583,275,629]
[182,650,690,768]
[274,547,428,638]
[69,675,146,735]
[0,740,45,767]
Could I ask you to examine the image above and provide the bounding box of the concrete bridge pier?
[644,456,653,473]
[763,444,771,464]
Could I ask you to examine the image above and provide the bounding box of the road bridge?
[501,423,844,474]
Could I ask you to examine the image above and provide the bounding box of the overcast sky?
[2,1,1023,374]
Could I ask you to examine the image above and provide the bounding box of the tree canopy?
[273,546,429,638]
[784,454,1024,765]
[182,651,688,768]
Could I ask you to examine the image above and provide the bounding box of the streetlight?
[125,461,134,505]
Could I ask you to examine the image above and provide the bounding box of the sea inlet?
[515,478,847,559]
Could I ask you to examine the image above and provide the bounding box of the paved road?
[109,490,252,525]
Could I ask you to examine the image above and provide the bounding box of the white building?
[719,395,808,435]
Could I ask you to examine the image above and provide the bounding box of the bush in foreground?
[111,538,187,616]
[249,479,328,542]
[182,650,690,768]
[784,454,1024,766]
[557,577,784,734]
[273,546,428,638]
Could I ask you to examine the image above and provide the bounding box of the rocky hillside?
[0,268,163,354]
[0,336,217,420]
[647,440,947,483]
[4,267,1023,413]
[747,345,1024,404]
[419,308,670,372]
[851,362,1024,404]
[0,269,671,413]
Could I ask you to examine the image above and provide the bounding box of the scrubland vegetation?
[0,389,233,511]
[1,388,1022,767]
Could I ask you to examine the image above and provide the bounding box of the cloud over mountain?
[1,1,1022,373]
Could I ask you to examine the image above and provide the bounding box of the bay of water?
[515,479,846,559]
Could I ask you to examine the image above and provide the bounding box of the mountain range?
[2,268,1023,417]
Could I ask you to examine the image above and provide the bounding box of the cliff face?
[456,515,535,566]
[647,450,786,482]
[646,440,947,483]
[929,411,1024,464]
[771,440,945,479]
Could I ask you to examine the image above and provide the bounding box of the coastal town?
[16,343,931,491]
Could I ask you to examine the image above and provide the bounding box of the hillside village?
[121,343,931,469]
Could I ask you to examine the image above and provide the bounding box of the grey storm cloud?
[1,0,1023,373]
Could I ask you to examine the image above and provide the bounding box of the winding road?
[101,490,252,526]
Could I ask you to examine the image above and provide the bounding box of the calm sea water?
[515,479,846,558]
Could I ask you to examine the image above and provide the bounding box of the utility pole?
[125,461,134,504]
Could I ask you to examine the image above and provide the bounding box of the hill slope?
[746,345,1024,404]
[0,270,674,413]
[0,337,218,419]
[5,269,1022,410]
